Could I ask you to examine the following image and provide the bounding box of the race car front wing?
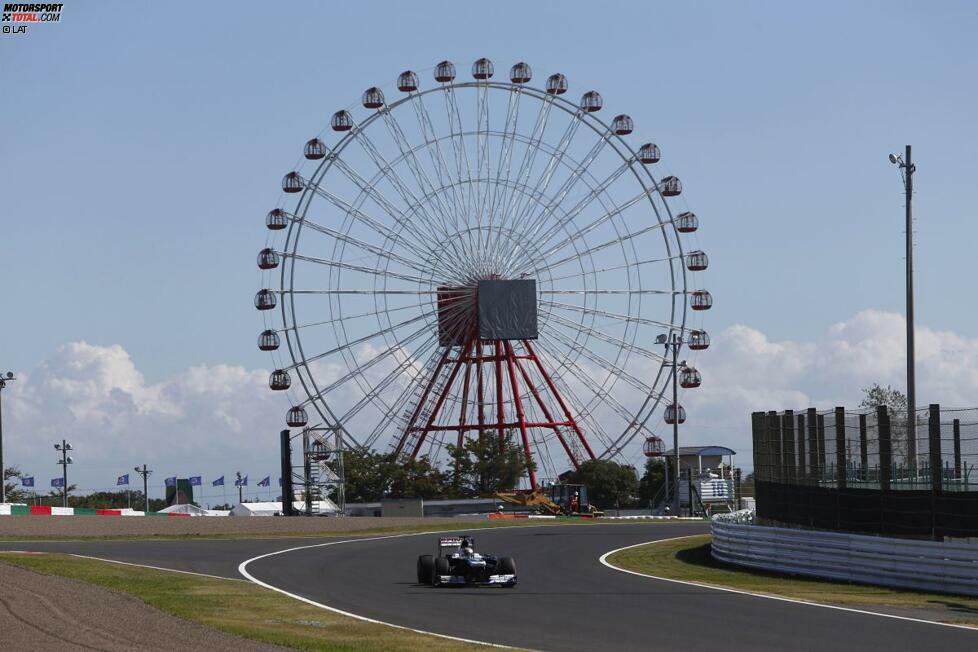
[435,573,517,586]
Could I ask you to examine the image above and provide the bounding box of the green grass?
[0,516,679,542]
[608,535,978,627]
[0,553,488,651]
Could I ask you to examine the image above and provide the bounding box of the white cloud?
[685,309,978,465]
[4,342,288,502]
[4,310,976,494]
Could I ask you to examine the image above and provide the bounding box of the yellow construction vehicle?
[495,483,603,517]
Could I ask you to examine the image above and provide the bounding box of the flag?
[258,476,270,487]
[21,476,34,488]
[212,475,224,487]
[189,476,201,487]
[51,477,65,488]
[164,476,177,488]
[117,473,129,486]
[278,477,282,487]
[235,475,248,487]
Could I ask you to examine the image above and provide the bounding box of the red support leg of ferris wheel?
[503,341,538,489]
[393,334,594,490]
[523,339,597,461]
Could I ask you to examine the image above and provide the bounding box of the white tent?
[158,503,212,516]
[230,499,339,517]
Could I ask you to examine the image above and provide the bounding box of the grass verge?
[607,535,978,628]
[0,516,679,542]
[0,552,486,651]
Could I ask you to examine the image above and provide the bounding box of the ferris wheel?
[256,58,710,487]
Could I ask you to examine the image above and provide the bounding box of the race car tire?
[498,556,516,575]
[433,556,451,586]
[417,555,434,584]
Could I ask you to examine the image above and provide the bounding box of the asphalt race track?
[4,523,978,650]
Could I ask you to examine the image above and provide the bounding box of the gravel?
[0,515,488,539]
[0,559,286,651]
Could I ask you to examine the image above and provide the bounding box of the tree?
[447,432,535,497]
[47,483,78,505]
[3,467,32,503]
[859,383,907,414]
[566,459,640,510]
[387,456,449,499]
[342,447,450,502]
[860,383,914,463]
[638,458,672,505]
[338,448,391,503]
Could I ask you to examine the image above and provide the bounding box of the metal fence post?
[816,413,827,482]
[751,412,764,481]
[807,408,818,481]
[928,404,941,494]
[797,413,807,482]
[782,410,796,483]
[928,404,941,540]
[953,418,962,480]
[768,411,782,484]
[878,406,892,492]
[835,407,847,490]
[859,413,868,482]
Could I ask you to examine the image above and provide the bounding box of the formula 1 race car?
[416,535,517,588]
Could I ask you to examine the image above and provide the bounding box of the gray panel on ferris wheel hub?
[477,279,538,341]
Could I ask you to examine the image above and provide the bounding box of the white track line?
[0,550,248,582]
[237,528,520,648]
[598,537,978,633]
[68,554,248,582]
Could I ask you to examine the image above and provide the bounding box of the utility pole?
[890,146,917,466]
[657,333,690,514]
[55,439,73,508]
[134,464,152,512]
[0,371,15,504]
[670,335,680,513]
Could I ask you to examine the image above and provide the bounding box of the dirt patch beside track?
[0,516,488,540]
[0,558,285,651]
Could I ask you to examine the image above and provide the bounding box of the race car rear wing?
[438,536,469,549]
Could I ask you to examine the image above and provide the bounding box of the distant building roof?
[664,446,737,457]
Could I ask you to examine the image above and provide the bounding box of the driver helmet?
[462,546,474,556]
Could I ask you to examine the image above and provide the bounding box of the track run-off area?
[3,522,978,651]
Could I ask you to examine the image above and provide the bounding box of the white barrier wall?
[711,511,978,597]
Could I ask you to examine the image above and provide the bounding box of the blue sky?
[1,2,976,493]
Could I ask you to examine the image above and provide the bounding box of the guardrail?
[711,510,978,596]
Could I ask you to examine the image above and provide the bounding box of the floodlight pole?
[0,372,14,504]
[55,439,72,508]
[134,464,152,512]
[669,335,681,515]
[903,145,916,467]
[891,146,917,466]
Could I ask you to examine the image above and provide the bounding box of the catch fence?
[751,404,978,538]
